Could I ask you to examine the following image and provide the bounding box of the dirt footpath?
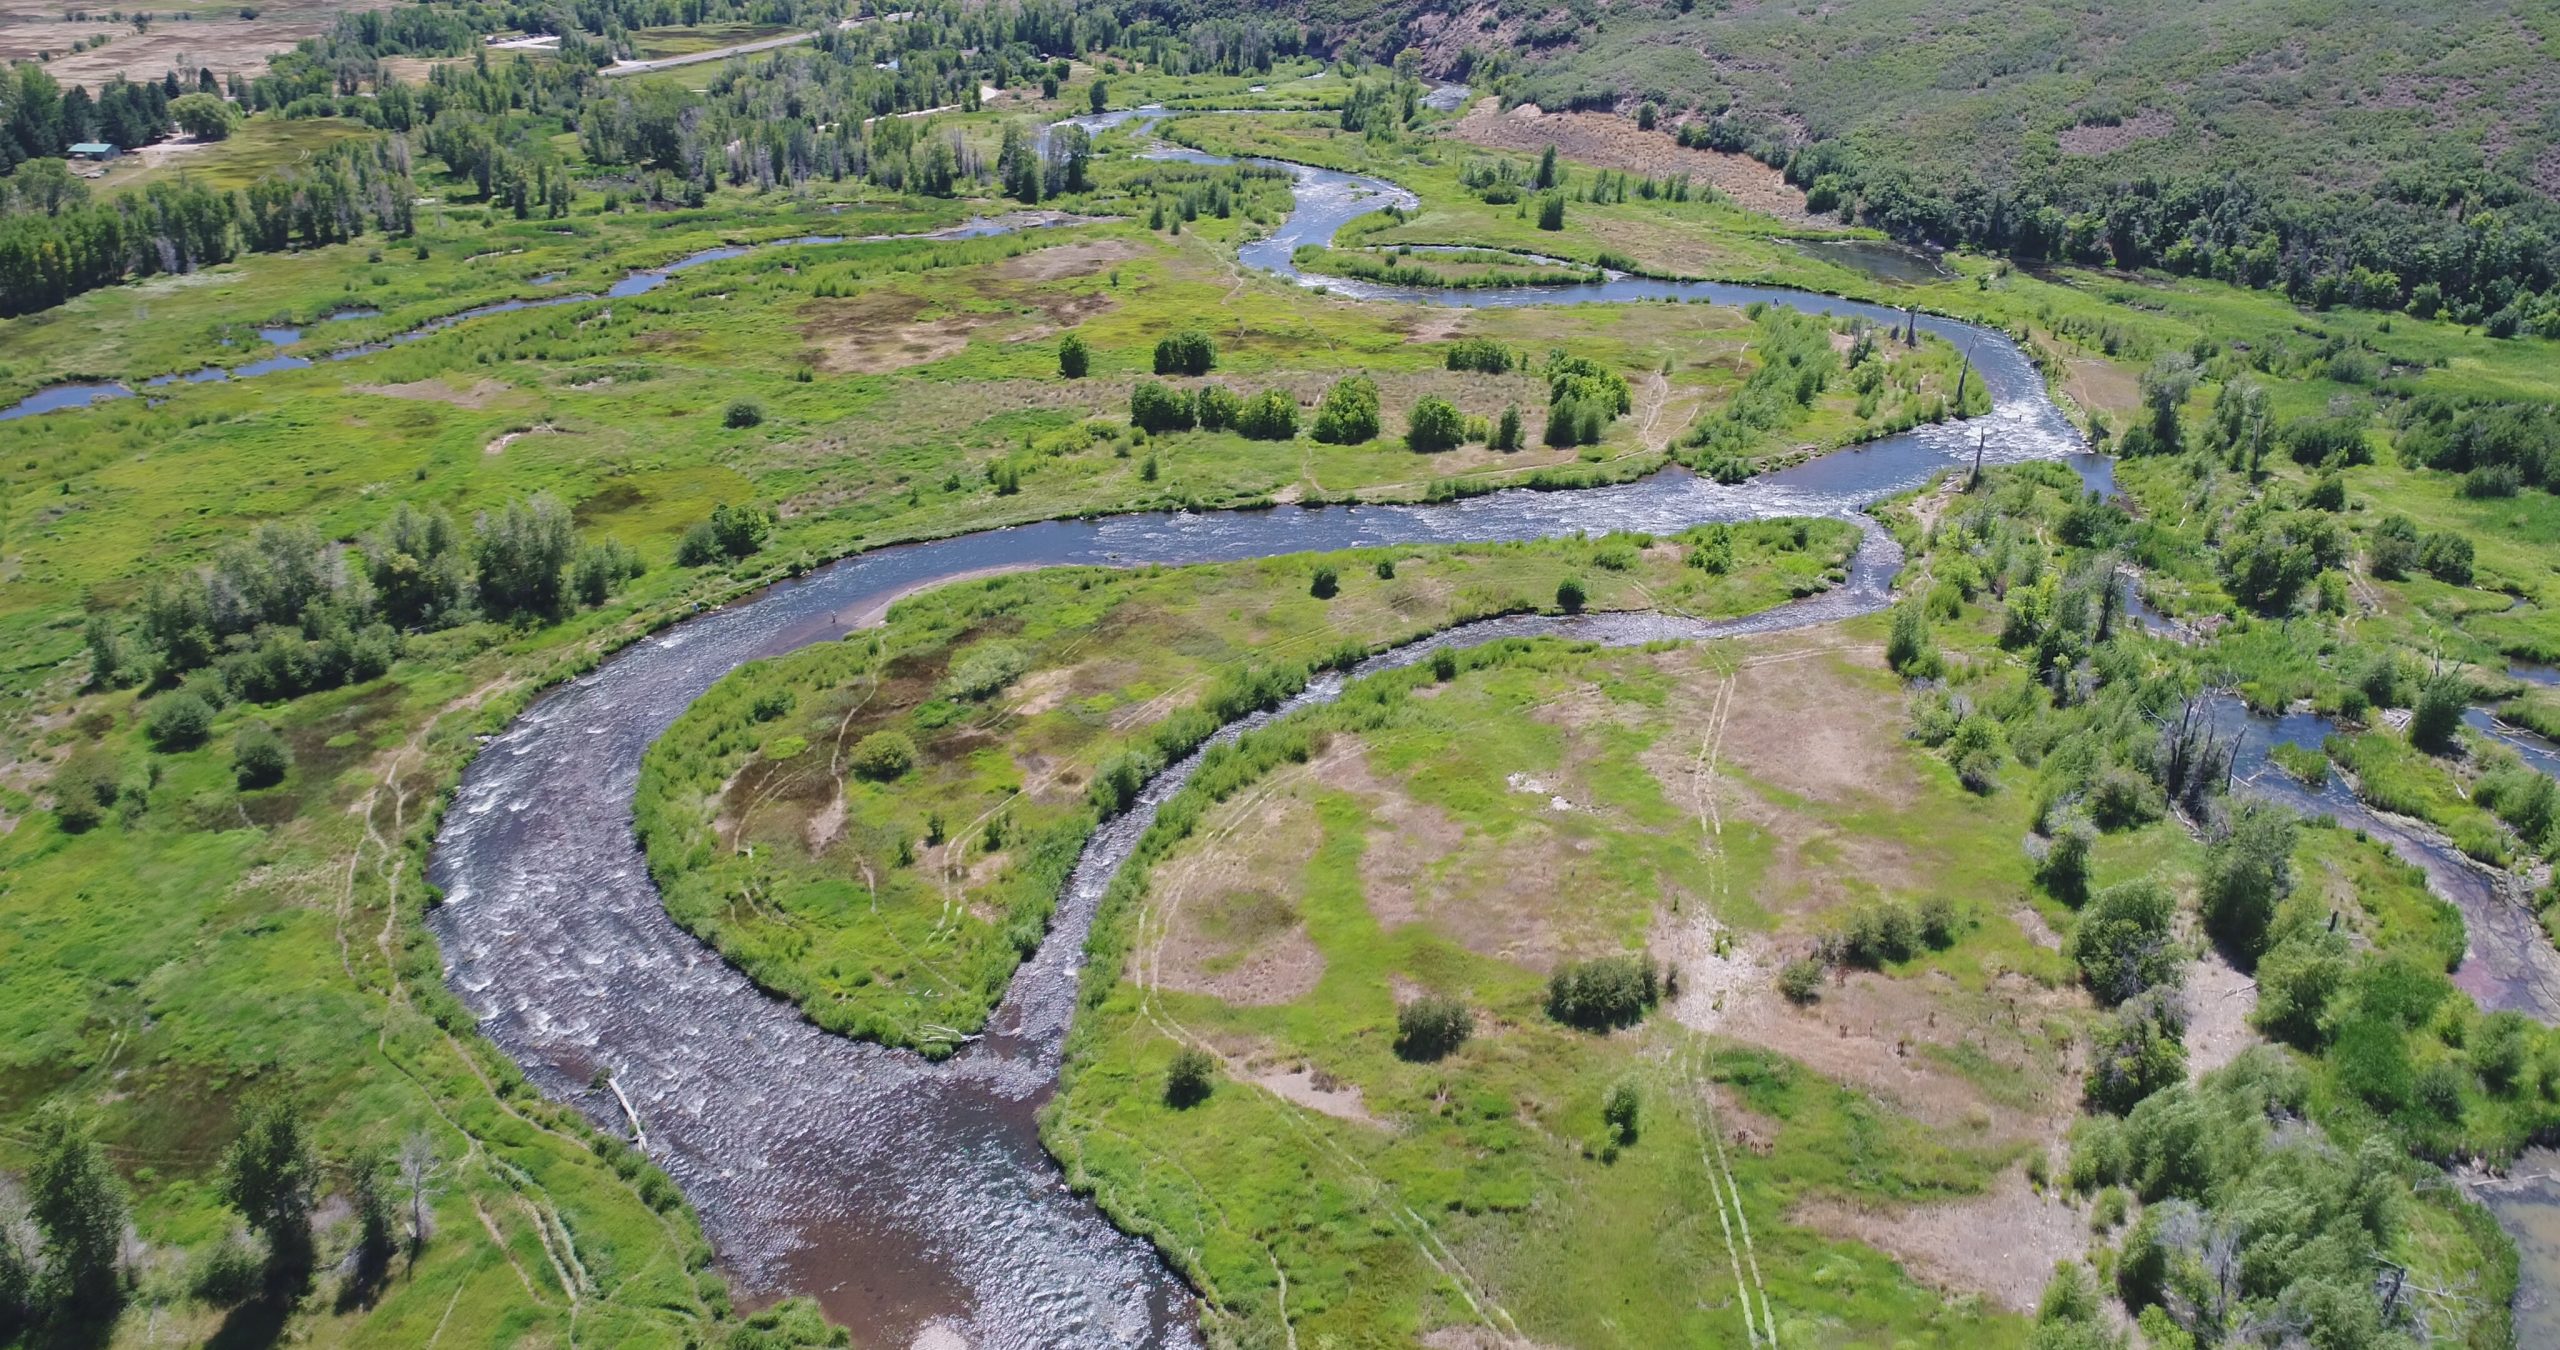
[1450,97,1821,228]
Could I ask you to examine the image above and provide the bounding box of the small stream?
[355,103,2560,1344]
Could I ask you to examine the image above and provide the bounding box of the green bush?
[1309,565,1339,599]
[146,692,215,751]
[1555,577,1587,613]
[2416,529,2474,584]
[1406,395,1467,451]
[723,399,765,429]
[2251,930,2349,1047]
[1130,380,1196,433]
[1778,957,1824,1004]
[1165,1046,1216,1107]
[1311,376,1381,444]
[1236,388,1298,440]
[2085,992,2186,1114]
[1394,996,1473,1061]
[849,731,917,781]
[1447,338,1514,374]
[2198,801,2297,964]
[1601,1080,1639,1143]
[2409,674,2469,753]
[232,723,290,789]
[2068,880,2181,1005]
[1058,332,1090,378]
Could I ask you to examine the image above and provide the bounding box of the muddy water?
[423,118,2094,1346]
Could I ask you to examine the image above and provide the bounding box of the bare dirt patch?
[2062,353,2142,421]
[2184,948,2260,1079]
[0,1,385,87]
[995,238,1144,281]
[1791,1166,2086,1313]
[352,377,511,408]
[2057,109,2178,157]
[1452,98,1818,227]
[1249,1064,1385,1129]
[1146,789,1327,1006]
[800,284,1116,374]
[484,423,557,455]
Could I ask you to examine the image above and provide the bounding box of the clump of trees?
[676,502,772,567]
[1542,354,1631,448]
[1153,330,1216,376]
[1546,955,1664,1030]
[109,495,638,709]
[1405,395,1466,451]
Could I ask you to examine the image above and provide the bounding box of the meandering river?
[413,110,2560,1345]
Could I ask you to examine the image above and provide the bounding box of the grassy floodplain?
[2,9,2560,1345]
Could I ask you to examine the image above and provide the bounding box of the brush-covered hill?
[1190,0,2560,326]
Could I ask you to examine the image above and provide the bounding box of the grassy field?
[634,523,1860,1052]
[4,30,2560,1345]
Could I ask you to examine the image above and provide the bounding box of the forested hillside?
[1235,0,2560,328]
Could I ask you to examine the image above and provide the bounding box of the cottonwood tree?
[220,1096,319,1284]
[29,1109,127,1317]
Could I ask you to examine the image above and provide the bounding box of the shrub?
[2416,530,2474,584]
[1406,395,1467,451]
[939,641,1029,701]
[1547,956,1660,1030]
[232,723,289,789]
[1165,1046,1216,1106]
[146,692,215,751]
[2409,674,2468,753]
[2474,1010,2531,1094]
[2085,992,2186,1114]
[2251,930,2349,1047]
[849,731,917,781]
[1192,383,1242,431]
[2039,818,2095,904]
[1394,996,1473,1061]
[1555,577,1587,613]
[1309,565,1339,599]
[1236,388,1298,440]
[1885,602,1939,676]
[1536,193,1566,230]
[723,399,765,429]
[1778,957,1825,1004]
[2367,514,2420,580]
[1492,405,1524,450]
[1058,332,1090,378]
[1130,380,1196,433]
[1447,338,1514,374]
[1601,1081,1640,1143]
[2199,801,2296,963]
[678,502,771,566]
[2068,880,2181,1005]
[1311,377,1381,444]
[1153,330,1216,376]
[190,1229,267,1306]
[49,749,119,833]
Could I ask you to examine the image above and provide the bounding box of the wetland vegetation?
[4,0,2560,1346]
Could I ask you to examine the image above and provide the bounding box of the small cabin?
[67,142,120,162]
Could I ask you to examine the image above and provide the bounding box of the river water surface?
[415,113,2560,1346]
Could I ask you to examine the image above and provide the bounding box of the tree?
[30,1109,127,1316]
[1493,405,1523,450]
[364,504,468,630]
[2409,673,2468,753]
[2068,880,2181,1005]
[2198,801,2297,963]
[2039,816,2095,904]
[82,614,127,688]
[396,1132,441,1257]
[2085,991,2186,1114]
[1601,1081,1640,1143]
[0,1180,36,1336]
[2138,351,2199,451]
[1235,388,1297,440]
[2416,529,2474,584]
[1534,144,1559,190]
[1536,193,1566,231]
[1165,1046,1215,1106]
[473,495,575,618]
[850,731,917,781]
[679,502,771,566]
[169,93,239,141]
[1394,996,1472,1061]
[146,691,215,750]
[232,722,289,788]
[1556,577,1587,613]
[2367,514,2420,580]
[1089,80,1109,115]
[1129,380,1195,433]
[572,539,643,607]
[347,1146,397,1282]
[220,1095,319,1281]
[2252,930,2349,1048]
[1885,602,1938,676]
[1057,332,1089,378]
[1311,376,1380,444]
[1547,956,1660,1029]
[1405,395,1466,451]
